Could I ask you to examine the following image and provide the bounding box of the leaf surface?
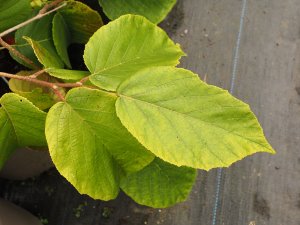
[116,67,275,170]
[52,13,72,68]
[0,0,31,33]
[121,158,197,208]
[84,15,185,91]
[0,93,47,168]
[59,0,103,43]
[45,88,154,200]
[98,0,176,24]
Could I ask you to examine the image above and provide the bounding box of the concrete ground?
[1,0,299,224]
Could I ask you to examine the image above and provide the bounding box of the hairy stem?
[0,1,67,38]
[0,71,83,88]
[0,37,40,69]
[29,69,46,78]
[0,71,84,101]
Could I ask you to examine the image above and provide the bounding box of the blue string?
[211,0,248,224]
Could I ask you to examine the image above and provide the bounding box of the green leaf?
[45,88,154,200]
[59,0,103,43]
[116,67,275,170]
[8,71,55,110]
[0,0,31,33]
[99,0,176,24]
[12,12,54,68]
[84,14,185,91]
[0,93,47,169]
[121,158,197,208]
[24,36,64,68]
[52,13,72,68]
[0,108,17,170]
[46,68,89,80]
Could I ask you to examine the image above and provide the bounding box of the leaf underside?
[121,158,197,208]
[116,66,275,170]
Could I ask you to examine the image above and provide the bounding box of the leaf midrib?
[118,94,271,150]
[63,102,129,173]
[90,52,180,77]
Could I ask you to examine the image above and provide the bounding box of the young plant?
[0,1,275,208]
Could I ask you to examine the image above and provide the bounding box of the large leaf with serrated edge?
[121,158,197,208]
[84,14,185,91]
[116,66,275,170]
[45,88,154,200]
[0,93,47,169]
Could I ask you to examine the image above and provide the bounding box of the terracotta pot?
[0,147,53,180]
[0,198,42,225]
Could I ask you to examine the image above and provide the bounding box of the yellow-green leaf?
[121,158,197,208]
[46,68,89,80]
[24,36,64,68]
[45,88,154,200]
[84,15,185,91]
[0,93,47,169]
[116,67,275,170]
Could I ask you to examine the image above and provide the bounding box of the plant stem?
[39,0,65,14]
[0,1,67,38]
[0,72,83,88]
[80,77,89,84]
[0,37,40,69]
[29,69,46,78]
[0,71,84,101]
[52,88,65,101]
